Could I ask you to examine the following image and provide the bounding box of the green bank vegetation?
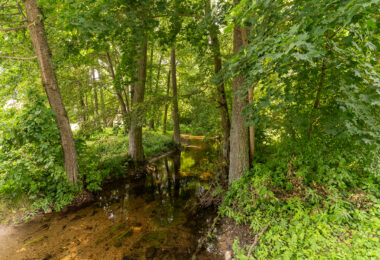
[0,0,379,258]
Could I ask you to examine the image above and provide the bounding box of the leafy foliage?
[220,0,379,258]
[0,91,76,211]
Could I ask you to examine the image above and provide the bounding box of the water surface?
[0,135,220,260]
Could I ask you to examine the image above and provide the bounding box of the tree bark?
[171,45,181,145]
[228,2,250,184]
[148,45,155,130]
[153,54,163,129]
[128,39,147,163]
[206,0,231,169]
[23,0,79,184]
[242,27,255,163]
[163,69,170,134]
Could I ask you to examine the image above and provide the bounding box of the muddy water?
[0,136,221,260]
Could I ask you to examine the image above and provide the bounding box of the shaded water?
[0,136,221,260]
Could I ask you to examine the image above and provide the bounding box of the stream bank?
[0,135,223,260]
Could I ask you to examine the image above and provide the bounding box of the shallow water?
[0,136,221,260]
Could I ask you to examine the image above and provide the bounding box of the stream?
[0,135,221,260]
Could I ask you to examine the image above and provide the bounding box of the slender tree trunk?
[99,85,106,126]
[23,0,79,184]
[171,45,181,145]
[308,59,326,137]
[229,2,250,184]
[206,0,231,168]
[242,27,255,163]
[148,46,155,130]
[106,52,129,132]
[79,86,86,123]
[163,70,170,134]
[123,88,131,113]
[92,69,99,119]
[154,54,163,129]
[129,39,147,163]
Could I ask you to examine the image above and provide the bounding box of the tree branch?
[15,0,26,19]
[0,23,28,32]
[0,5,18,12]
[0,19,26,27]
[142,13,203,19]
[247,224,270,259]
[0,55,37,60]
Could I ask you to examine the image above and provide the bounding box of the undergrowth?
[220,141,379,259]
[79,128,175,192]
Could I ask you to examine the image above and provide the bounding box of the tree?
[171,44,181,145]
[163,69,171,134]
[22,0,79,184]
[206,0,231,168]
[228,0,249,184]
[128,39,148,163]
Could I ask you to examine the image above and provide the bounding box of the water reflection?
[0,137,220,260]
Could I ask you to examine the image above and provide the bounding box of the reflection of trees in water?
[173,151,181,198]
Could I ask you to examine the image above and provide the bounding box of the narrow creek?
[0,135,222,260]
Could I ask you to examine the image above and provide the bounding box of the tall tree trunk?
[229,1,250,184]
[163,70,170,134]
[171,45,181,145]
[23,0,79,184]
[206,0,231,169]
[128,40,147,163]
[241,27,255,163]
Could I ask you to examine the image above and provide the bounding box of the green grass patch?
[79,128,175,192]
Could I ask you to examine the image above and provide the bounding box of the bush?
[220,141,380,259]
[0,92,77,212]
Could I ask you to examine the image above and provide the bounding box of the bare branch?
[0,5,18,12]
[15,0,26,19]
[0,55,37,60]
[247,224,270,259]
[0,23,28,32]
[0,19,26,26]
[149,14,203,19]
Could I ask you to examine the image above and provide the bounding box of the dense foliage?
[0,0,378,258]
[219,0,379,258]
